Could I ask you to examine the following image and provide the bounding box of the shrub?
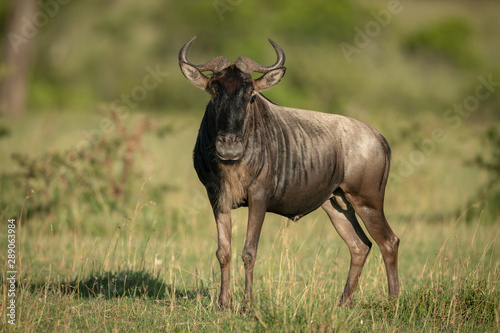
[0,108,165,223]
[402,17,479,67]
[466,126,500,222]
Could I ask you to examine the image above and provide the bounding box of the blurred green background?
[1,0,499,222]
[0,0,498,116]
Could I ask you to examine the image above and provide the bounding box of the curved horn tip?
[179,36,198,63]
[267,38,281,48]
[268,38,286,66]
[182,36,198,50]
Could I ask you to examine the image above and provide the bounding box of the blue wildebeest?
[179,36,399,308]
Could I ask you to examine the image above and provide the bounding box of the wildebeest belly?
[260,113,344,220]
[266,167,341,220]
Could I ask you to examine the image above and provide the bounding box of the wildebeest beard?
[217,160,250,213]
[208,67,254,212]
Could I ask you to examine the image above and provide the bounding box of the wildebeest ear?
[254,67,286,92]
[180,62,209,91]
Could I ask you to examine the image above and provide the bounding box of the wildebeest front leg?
[241,196,267,304]
[214,211,232,309]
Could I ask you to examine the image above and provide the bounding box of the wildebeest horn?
[234,39,286,74]
[179,36,231,73]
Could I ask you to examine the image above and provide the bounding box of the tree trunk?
[0,0,37,115]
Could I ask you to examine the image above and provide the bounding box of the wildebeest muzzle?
[216,134,244,161]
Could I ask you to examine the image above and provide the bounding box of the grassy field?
[0,108,498,332]
[1,0,500,331]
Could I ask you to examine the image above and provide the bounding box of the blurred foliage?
[402,17,479,68]
[466,126,500,222]
[271,0,363,42]
[1,0,498,120]
[0,0,367,112]
[0,120,9,138]
[0,108,168,226]
[1,1,499,224]
[474,127,500,177]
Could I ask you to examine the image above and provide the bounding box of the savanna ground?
[1,0,500,332]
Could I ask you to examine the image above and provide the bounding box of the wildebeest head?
[179,36,286,161]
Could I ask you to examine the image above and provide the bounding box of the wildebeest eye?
[247,85,254,97]
[210,85,218,96]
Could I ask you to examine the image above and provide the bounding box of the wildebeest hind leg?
[322,191,372,307]
[345,192,400,299]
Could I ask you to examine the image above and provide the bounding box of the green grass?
[0,109,499,332]
[1,212,499,331]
